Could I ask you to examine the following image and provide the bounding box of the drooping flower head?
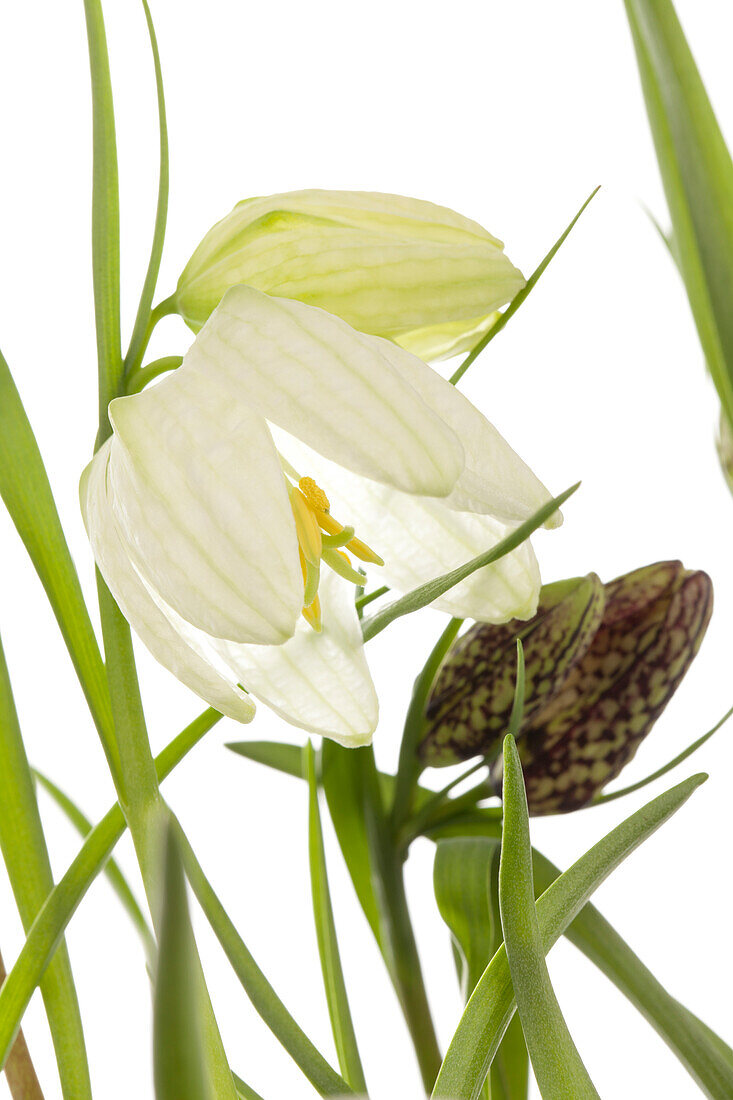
[83,287,558,746]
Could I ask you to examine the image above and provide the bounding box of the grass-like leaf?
[431,771,706,1099]
[449,189,600,385]
[625,0,733,430]
[0,349,117,773]
[176,829,353,1097]
[124,0,170,378]
[153,821,210,1100]
[361,484,578,643]
[305,744,367,1091]
[34,769,155,961]
[226,740,305,779]
[499,735,600,1098]
[0,635,91,1098]
[0,709,220,1069]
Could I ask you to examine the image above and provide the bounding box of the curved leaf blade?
[499,735,599,1098]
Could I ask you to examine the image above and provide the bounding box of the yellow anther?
[290,488,322,565]
[346,535,384,566]
[313,508,343,536]
[302,594,322,632]
[299,476,330,513]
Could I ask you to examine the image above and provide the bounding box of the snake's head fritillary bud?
[173,190,525,360]
[420,573,606,766]
[421,561,713,814]
[493,561,713,814]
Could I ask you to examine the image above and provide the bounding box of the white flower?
[173,190,525,360]
[82,286,558,746]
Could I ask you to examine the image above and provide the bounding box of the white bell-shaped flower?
[82,286,558,746]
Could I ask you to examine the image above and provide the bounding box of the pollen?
[289,473,383,630]
[299,476,330,513]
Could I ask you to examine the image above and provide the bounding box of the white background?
[1,1,732,1096]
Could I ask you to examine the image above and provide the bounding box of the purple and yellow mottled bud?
[173,190,525,361]
[421,561,713,815]
[421,573,605,766]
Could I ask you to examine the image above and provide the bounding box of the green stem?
[391,618,463,829]
[125,354,182,395]
[83,0,122,448]
[362,749,442,1092]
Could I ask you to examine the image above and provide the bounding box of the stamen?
[299,476,330,513]
[286,472,383,632]
[289,487,322,565]
[346,535,384,566]
[302,594,322,632]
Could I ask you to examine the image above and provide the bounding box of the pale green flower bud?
[173,190,525,360]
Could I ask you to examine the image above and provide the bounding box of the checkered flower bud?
[421,562,713,814]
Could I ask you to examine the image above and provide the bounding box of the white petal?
[374,341,561,527]
[107,365,303,645]
[270,432,541,624]
[81,443,256,723]
[183,285,465,498]
[214,569,378,746]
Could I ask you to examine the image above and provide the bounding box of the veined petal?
[107,365,303,645]
[396,311,501,363]
[80,442,256,723]
[271,430,541,624]
[214,570,379,746]
[183,285,465,498]
[374,338,561,527]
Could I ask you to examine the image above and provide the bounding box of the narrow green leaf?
[433,838,528,1100]
[176,830,353,1097]
[432,771,706,1099]
[33,769,155,961]
[391,616,464,829]
[321,741,384,948]
[226,740,305,780]
[434,838,500,1000]
[530,849,733,1099]
[0,349,118,774]
[0,951,44,1100]
[592,702,733,805]
[499,734,599,1098]
[361,485,579,643]
[0,634,91,1100]
[82,0,122,440]
[624,0,733,428]
[449,189,600,385]
[124,0,170,377]
[232,1074,267,1100]
[305,744,367,1091]
[154,820,210,1100]
[0,708,220,1069]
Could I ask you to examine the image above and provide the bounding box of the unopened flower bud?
[422,561,713,815]
[173,190,525,361]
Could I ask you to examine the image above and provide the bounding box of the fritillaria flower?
[82,286,557,746]
[173,190,525,361]
[421,561,713,813]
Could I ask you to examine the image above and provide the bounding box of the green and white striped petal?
[215,569,378,746]
[81,441,256,723]
[185,286,465,497]
[270,429,541,624]
[107,365,303,646]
